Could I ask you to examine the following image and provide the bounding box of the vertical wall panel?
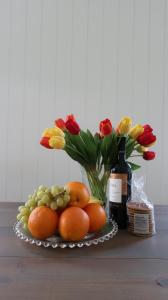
[147,0,165,203]
[132,0,150,123]
[116,0,134,119]
[53,0,73,184]
[22,0,42,200]
[0,0,167,203]
[5,0,26,202]
[37,0,57,188]
[0,0,11,201]
[162,0,168,204]
[86,0,104,131]
[68,0,89,180]
[102,0,118,123]
[71,0,88,128]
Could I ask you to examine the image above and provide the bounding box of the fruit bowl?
[13,219,118,249]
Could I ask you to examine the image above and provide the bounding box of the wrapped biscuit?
[127,175,156,237]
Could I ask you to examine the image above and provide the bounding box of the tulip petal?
[49,136,65,149]
[117,116,132,135]
[129,125,144,140]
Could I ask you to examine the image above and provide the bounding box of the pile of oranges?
[27,182,106,241]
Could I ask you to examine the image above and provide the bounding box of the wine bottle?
[109,137,132,229]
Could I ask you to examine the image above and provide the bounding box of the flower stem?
[130,154,142,157]
[85,169,107,205]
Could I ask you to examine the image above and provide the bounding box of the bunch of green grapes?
[50,186,70,210]
[17,185,70,230]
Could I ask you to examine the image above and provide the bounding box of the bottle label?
[134,213,149,234]
[110,173,128,196]
[109,178,122,203]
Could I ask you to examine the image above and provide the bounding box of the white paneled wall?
[0,0,167,204]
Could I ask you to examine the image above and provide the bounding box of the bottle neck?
[118,137,126,162]
[118,150,126,162]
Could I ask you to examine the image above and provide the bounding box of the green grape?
[38,200,45,207]
[57,197,64,208]
[20,207,30,216]
[20,215,29,224]
[18,205,25,212]
[41,194,50,204]
[29,207,35,212]
[25,202,29,208]
[32,191,37,198]
[17,213,23,221]
[28,198,36,208]
[37,191,45,198]
[63,194,70,203]
[38,185,47,192]
[23,223,29,232]
[25,200,33,208]
[50,201,58,210]
[35,196,39,203]
[58,187,64,193]
[62,203,67,209]
[51,186,60,197]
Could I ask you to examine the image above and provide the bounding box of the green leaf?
[94,133,99,142]
[101,135,110,162]
[128,161,141,171]
[79,130,97,165]
[93,135,102,170]
[86,129,96,144]
[67,133,89,161]
[101,133,118,167]
[108,133,118,166]
[64,145,85,166]
[65,130,98,166]
[126,137,136,159]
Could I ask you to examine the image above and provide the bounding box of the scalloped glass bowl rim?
[13,219,118,249]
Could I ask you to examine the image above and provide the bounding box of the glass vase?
[81,165,111,215]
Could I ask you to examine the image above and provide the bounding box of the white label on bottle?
[134,214,149,234]
[109,178,122,203]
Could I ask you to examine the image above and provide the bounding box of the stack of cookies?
[127,202,155,237]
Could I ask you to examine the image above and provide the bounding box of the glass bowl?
[13,219,118,249]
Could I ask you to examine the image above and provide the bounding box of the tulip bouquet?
[40,115,156,205]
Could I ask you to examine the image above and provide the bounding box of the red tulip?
[40,137,52,149]
[137,131,156,146]
[65,118,80,135]
[66,114,76,122]
[55,118,66,130]
[99,119,112,136]
[143,124,153,133]
[143,151,156,160]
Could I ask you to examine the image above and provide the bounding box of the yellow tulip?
[117,117,132,135]
[49,136,65,149]
[129,125,144,140]
[54,126,65,137]
[42,127,64,138]
[136,145,148,153]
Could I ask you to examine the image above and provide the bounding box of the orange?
[59,207,89,241]
[28,207,58,240]
[84,203,106,233]
[64,181,90,209]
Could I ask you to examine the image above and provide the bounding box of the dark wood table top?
[0,203,168,300]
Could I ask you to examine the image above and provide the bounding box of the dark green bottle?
[109,137,132,229]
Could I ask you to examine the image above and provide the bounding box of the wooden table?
[0,203,168,300]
